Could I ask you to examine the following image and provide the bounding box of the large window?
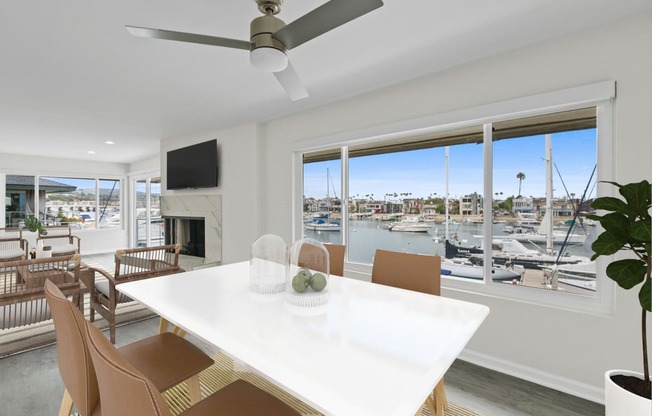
[301,105,603,302]
[3,175,123,230]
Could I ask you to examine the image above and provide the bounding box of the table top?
[119,261,489,416]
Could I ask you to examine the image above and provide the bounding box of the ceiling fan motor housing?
[250,14,288,72]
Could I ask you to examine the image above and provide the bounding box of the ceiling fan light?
[250,47,288,73]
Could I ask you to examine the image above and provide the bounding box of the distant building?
[512,196,534,214]
[402,198,423,214]
[460,193,483,216]
[363,202,383,214]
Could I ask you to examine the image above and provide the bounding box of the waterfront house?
[1,2,650,415]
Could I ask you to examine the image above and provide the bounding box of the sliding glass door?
[134,177,163,247]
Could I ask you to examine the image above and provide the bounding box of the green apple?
[292,270,311,293]
[309,272,327,292]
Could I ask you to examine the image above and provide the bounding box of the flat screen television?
[166,139,219,190]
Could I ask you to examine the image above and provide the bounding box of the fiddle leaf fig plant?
[24,216,46,235]
[588,179,651,398]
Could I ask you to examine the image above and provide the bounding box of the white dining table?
[119,261,489,416]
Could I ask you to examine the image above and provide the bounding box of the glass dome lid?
[287,238,330,307]
[249,234,288,295]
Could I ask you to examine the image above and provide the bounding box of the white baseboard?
[458,348,604,405]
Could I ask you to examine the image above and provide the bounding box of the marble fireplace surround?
[160,195,222,264]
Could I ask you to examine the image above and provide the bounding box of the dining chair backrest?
[44,279,99,416]
[324,244,345,276]
[85,319,173,416]
[298,243,346,277]
[371,249,441,295]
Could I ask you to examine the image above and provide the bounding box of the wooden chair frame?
[0,227,29,262]
[82,243,182,343]
[37,225,81,256]
[0,254,81,330]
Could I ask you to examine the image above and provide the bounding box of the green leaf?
[606,259,646,289]
[591,232,626,258]
[629,218,651,243]
[619,180,651,216]
[591,196,634,215]
[639,278,651,312]
[599,212,630,239]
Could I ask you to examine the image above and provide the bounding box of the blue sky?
[304,129,597,201]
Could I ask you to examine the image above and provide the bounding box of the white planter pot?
[605,369,651,416]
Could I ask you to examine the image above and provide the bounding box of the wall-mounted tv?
[166,139,219,190]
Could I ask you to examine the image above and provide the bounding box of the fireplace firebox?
[164,217,205,258]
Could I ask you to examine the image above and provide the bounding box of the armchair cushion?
[50,244,78,256]
[94,280,133,304]
[0,249,26,261]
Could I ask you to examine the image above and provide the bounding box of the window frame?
[293,81,616,315]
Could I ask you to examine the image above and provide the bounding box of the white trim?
[293,81,616,153]
[291,151,304,243]
[458,348,604,404]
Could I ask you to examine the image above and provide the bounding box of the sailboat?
[388,216,433,232]
[305,168,341,232]
[445,238,590,270]
[441,256,524,281]
[492,209,588,245]
[448,135,592,271]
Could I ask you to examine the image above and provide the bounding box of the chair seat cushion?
[183,379,299,416]
[118,332,214,391]
[0,299,50,329]
[95,280,133,304]
[50,244,77,255]
[0,249,25,260]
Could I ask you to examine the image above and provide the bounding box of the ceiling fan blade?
[125,25,251,50]
[274,62,308,101]
[272,0,383,50]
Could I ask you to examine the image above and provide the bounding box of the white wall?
[0,153,130,252]
[252,13,652,403]
[161,123,260,264]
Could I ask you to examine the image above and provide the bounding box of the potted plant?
[24,216,46,235]
[589,179,651,414]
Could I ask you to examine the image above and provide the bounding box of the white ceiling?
[1,0,650,164]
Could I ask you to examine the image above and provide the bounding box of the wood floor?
[445,359,604,416]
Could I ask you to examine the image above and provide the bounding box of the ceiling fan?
[126,0,384,101]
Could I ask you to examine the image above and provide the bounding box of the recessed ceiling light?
[87,151,96,154]
[105,141,115,145]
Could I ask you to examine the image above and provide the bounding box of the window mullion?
[483,123,493,285]
[341,146,349,257]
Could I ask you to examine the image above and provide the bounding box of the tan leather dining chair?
[370,249,446,416]
[45,280,214,416]
[85,318,300,416]
[298,243,346,276]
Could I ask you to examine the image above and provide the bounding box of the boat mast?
[545,135,553,255]
[445,146,450,240]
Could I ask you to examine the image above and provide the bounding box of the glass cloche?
[286,238,330,307]
[249,234,288,295]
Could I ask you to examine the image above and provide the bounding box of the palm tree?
[516,172,526,196]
